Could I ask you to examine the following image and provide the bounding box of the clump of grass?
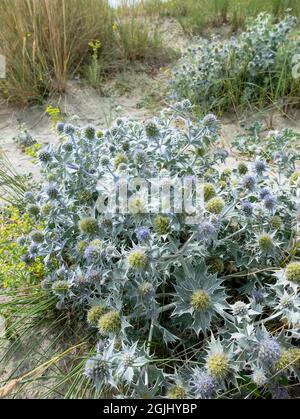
[0,0,169,103]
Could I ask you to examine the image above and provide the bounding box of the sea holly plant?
[10,101,300,399]
[171,13,300,114]
[233,122,300,171]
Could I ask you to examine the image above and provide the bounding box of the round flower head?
[258,338,281,365]
[136,227,151,242]
[167,386,186,399]
[128,250,148,270]
[128,196,146,214]
[84,246,100,263]
[45,185,59,200]
[87,306,107,326]
[138,282,155,298]
[204,183,216,201]
[154,215,171,235]
[258,234,273,252]
[198,221,217,244]
[191,290,211,311]
[238,162,248,175]
[252,289,264,304]
[84,357,109,384]
[241,200,253,216]
[56,122,65,134]
[207,353,230,380]
[232,301,248,317]
[206,197,225,214]
[52,280,69,297]
[64,124,76,136]
[270,215,282,230]
[243,175,256,191]
[260,187,270,200]
[221,168,231,179]
[278,348,300,370]
[207,257,224,274]
[79,217,98,235]
[252,369,267,387]
[100,156,110,167]
[98,310,121,335]
[63,141,73,152]
[254,159,267,174]
[26,204,40,217]
[145,121,159,138]
[41,203,52,216]
[84,125,96,140]
[192,369,217,398]
[264,194,277,211]
[285,262,300,285]
[30,230,44,244]
[38,151,52,164]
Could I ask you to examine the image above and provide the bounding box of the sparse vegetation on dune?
[0,0,300,401]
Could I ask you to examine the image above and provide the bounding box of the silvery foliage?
[171,13,299,112]
[13,123,36,149]
[20,101,300,398]
[233,122,300,172]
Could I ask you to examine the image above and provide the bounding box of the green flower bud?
[98,310,121,335]
[206,197,225,214]
[191,290,211,311]
[207,353,229,379]
[128,250,148,270]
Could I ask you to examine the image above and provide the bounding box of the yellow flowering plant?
[0,206,46,288]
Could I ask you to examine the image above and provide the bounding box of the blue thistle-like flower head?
[56,122,65,134]
[258,338,281,365]
[254,159,267,174]
[260,187,270,200]
[252,289,264,304]
[192,369,217,398]
[198,221,217,244]
[136,227,151,242]
[84,246,100,263]
[264,194,277,210]
[241,200,253,216]
[29,243,39,256]
[39,150,52,164]
[243,175,256,191]
[84,357,109,384]
[64,124,76,136]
